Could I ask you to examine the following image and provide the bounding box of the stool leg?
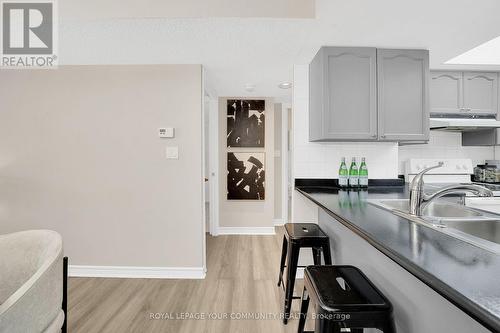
[278,236,288,287]
[283,243,300,324]
[312,247,322,265]
[316,318,342,333]
[321,241,333,265]
[378,320,396,333]
[297,286,309,333]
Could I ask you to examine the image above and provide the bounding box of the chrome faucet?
[409,162,493,216]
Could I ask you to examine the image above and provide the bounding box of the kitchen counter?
[295,179,500,332]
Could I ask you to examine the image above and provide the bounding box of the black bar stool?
[297,265,396,333]
[278,223,332,324]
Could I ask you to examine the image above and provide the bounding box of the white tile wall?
[293,64,497,180]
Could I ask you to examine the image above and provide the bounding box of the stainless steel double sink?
[368,199,500,253]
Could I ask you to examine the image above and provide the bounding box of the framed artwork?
[227,99,265,147]
[227,152,265,200]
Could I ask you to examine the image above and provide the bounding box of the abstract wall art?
[227,99,265,147]
[227,152,265,200]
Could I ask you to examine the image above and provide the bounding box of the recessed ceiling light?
[446,36,500,65]
[245,84,256,92]
[279,82,292,89]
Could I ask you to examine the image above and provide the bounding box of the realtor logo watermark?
[1,0,58,68]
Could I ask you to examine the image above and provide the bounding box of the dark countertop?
[295,180,500,332]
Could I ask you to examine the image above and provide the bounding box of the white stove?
[405,158,500,214]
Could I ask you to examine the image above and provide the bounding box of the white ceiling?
[446,36,500,65]
[59,0,500,102]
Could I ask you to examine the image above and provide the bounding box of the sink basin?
[375,199,484,219]
[443,219,500,245]
[368,199,500,253]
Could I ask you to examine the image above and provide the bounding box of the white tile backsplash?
[398,131,495,175]
[293,64,496,181]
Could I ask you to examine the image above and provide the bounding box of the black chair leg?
[297,287,309,333]
[312,247,322,265]
[283,243,300,324]
[62,256,68,333]
[317,318,343,333]
[321,242,333,265]
[278,236,288,287]
[379,321,396,333]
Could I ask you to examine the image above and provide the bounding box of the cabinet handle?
[371,134,377,138]
[381,135,386,139]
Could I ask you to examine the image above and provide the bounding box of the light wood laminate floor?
[68,227,312,333]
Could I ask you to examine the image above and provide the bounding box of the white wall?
[274,103,283,220]
[0,65,205,274]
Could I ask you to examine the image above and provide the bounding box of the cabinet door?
[377,49,429,141]
[463,72,498,114]
[318,47,377,141]
[430,71,463,114]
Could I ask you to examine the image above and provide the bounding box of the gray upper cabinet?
[429,71,499,115]
[309,47,377,141]
[463,72,498,114]
[309,46,430,142]
[430,71,462,114]
[377,49,429,141]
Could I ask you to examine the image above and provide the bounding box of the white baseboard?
[69,265,206,279]
[216,227,275,235]
[273,218,285,226]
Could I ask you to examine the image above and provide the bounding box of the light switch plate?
[159,127,175,138]
[166,146,179,159]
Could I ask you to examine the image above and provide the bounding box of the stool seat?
[298,265,395,333]
[285,223,328,240]
[305,266,391,313]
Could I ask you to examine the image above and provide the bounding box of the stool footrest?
[283,265,309,268]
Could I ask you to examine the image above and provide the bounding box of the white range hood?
[430,114,500,132]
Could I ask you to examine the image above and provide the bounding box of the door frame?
[281,103,291,224]
[207,96,219,236]
[201,68,220,278]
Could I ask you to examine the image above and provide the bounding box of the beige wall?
[0,65,204,268]
[61,0,315,19]
[219,98,274,229]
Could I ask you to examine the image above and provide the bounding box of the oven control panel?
[405,159,474,183]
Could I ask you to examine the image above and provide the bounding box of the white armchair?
[0,230,66,333]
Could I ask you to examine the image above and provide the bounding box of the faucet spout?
[420,184,493,213]
[408,162,493,216]
[408,163,444,216]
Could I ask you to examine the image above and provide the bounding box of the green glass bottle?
[348,157,359,188]
[338,157,348,187]
[359,157,368,188]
